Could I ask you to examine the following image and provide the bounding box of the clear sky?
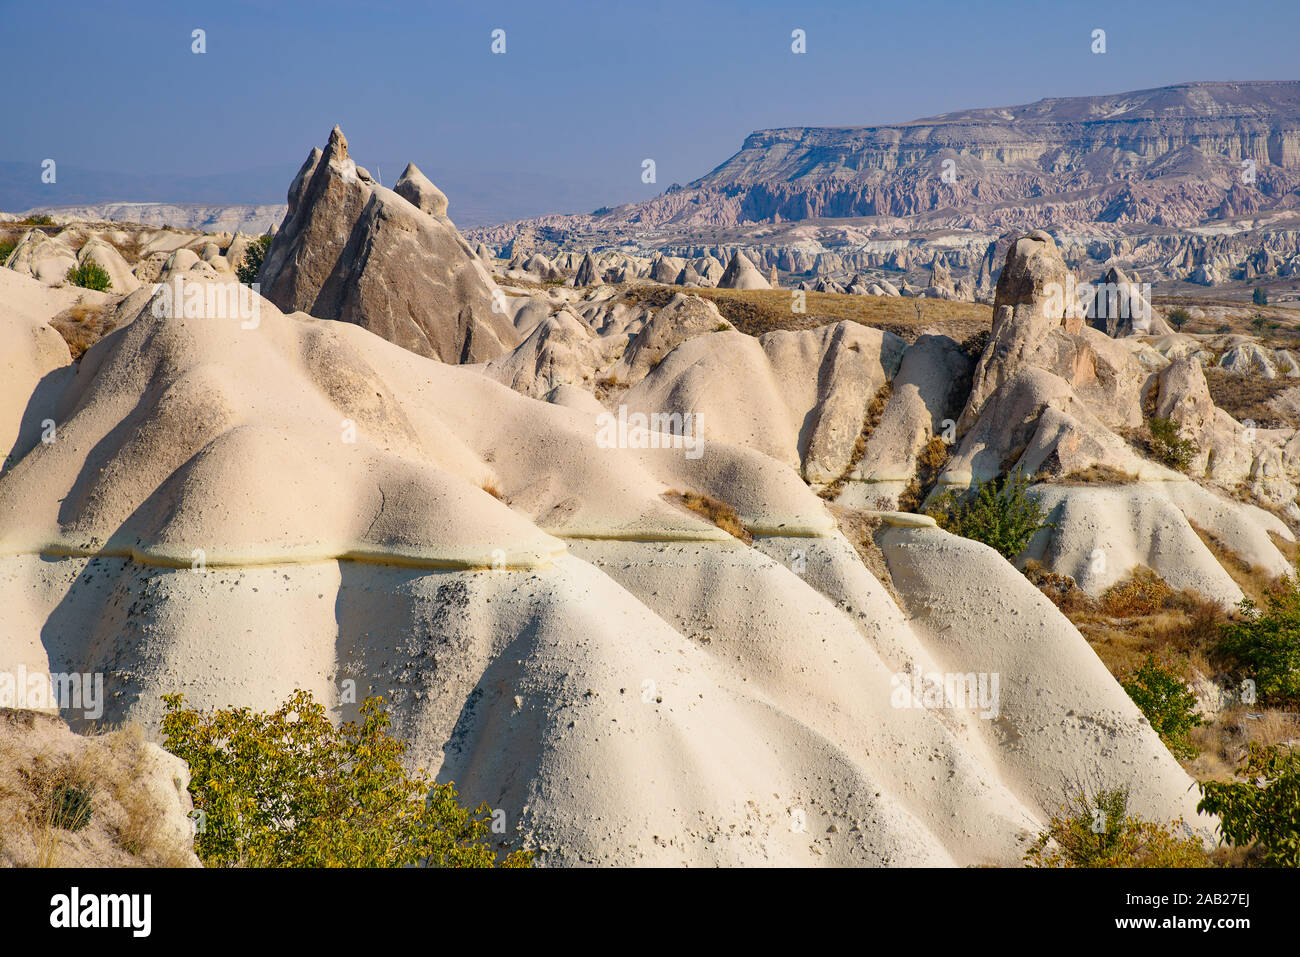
[2,0,1298,223]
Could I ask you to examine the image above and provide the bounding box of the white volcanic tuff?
[0,267,1216,866]
[619,320,905,483]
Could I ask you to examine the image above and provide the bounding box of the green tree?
[1026,787,1209,868]
[1148,416,1197,471]
[1198,743,1300,867]
[1215,577,1300,705]
[1250,313,1268,334]
[927,470,1053,559]
[1252,287,1268,306]
[1121,655,1203,759]
[65,260,113,292]
[1166,306,1191,331]
[161,690,530,868]
[236,234,273,285]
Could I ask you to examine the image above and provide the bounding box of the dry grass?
[1046,464,1139,485]
[1189,521,1279,605]
[896,435,954,512]
[479,478,506,502]
[665,490,752,544]
[820,382,890,500]
[0,711,195,867]
[1203,368,1295,429]
[50,303,116,360]
[621,284,989,343]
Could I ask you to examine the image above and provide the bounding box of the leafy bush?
[1025,787,1209,867]
[1253,287,1268,306]
[1198,743,1300,867]
[1166,306,1191,331]
[1120,655,1203,759]
[928,470,1052,559]
[236,234,272,285]
[1215,578,1300,705]
[65,260,113,292]
[0,239,16,264]
[1148,416,1196,471]
[161,690,530,868]
[1250,313,1268,333]
[19,214,54,226]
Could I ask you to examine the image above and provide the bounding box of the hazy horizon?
[3,0,1299,224]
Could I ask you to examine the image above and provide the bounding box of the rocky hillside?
[9,128,1300,865]
[490,81,1300,234]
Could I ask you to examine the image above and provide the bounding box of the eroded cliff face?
[476,81,1300,239]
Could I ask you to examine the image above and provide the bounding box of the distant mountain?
[472,80,1300,241]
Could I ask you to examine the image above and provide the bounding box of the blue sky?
[2,0,1298,223]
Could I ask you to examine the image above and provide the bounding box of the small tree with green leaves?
[1252,287,1268,307]
[1166,306,1191,331]
[1148,416,1196,472]
[928,470,1053,559]
[1026,786,1209,868]
[236,234,272,285]
[161,689,530,868]
[1215,576,1300,706]
[1198,743,1300,867]
[65,260,112,292]
[1121,655,1203,759]
[1250,313,1269,334]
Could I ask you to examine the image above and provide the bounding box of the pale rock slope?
[0,261,1214,866]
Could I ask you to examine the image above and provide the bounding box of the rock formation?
[259,127,518,363]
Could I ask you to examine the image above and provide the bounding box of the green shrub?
[161,689,530,868]
[927,470,1052,559]
[65,260,113,292]
[236,234,272,285]
[1215,578,1300,705]
[1120,655,1203,759]
[1253,287,1268,306]
[47,778,94,832]
[1148,416,1196,471]
[1250,313,1268,333]
[1166,307,1191,331]
[1026,786,1209,867]
[1198,743,1300,867]
[19,214,54,226]
[0,239,16,264]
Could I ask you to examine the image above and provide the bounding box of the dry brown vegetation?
[0,710,195,867]
[621,284,990,342]
[1203,368,1295,429]
[1026,547,1300,797]
[665,490,752,544]
[1047,464,1139,485]
[819,383,891,500]
[50,303,116,360]
[896,435,954,512]
[479,477,506,502]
